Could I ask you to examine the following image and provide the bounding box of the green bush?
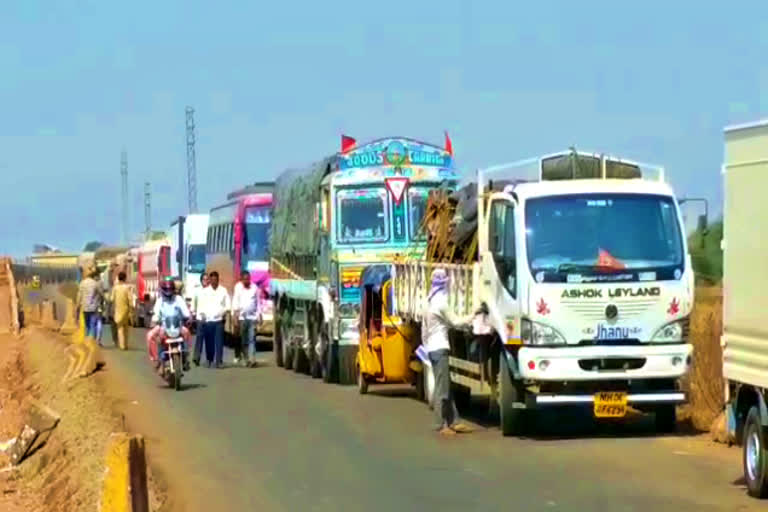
[688,219,723,284]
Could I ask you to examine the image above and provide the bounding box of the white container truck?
[167,214,210,302]
[722,120,768,498]
[394,150,695,436]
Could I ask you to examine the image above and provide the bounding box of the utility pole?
[144,182,151,239]
[186,106,198,213]
[120,149,129,244]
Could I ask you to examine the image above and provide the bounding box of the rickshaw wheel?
[415,370,425,402]
[357,365,369,395]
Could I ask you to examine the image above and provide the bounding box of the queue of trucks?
[91,125,766,498]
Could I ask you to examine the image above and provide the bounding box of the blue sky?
[1,1,766,256]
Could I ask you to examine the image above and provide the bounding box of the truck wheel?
[272,320,283,367]
[293,345,309,374]
[453,384,471,411]
[499,362,527,437]
[655,405,677,434]
[415,370,425,402]
[338,345,358,385]
[357,366,369,395]
[311,351,322,378]
[282,326,294,371]
[744,406,768,498]
[321,330,335,383]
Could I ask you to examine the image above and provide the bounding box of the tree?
[688,219,723,284]
[83,241,105,252]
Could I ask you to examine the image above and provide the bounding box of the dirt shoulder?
[0,328,167,511]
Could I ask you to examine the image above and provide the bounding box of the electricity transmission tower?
[121,149,129,244]
[144,182,151,239]
[186,106,198,213]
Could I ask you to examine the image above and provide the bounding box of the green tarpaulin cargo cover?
[269,156,335,259]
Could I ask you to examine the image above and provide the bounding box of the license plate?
[593,391,627,418]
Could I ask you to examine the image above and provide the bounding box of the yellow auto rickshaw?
[356,265,418,394]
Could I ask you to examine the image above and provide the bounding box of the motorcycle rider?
[146,277,192,372]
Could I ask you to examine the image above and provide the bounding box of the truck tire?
[321,330,335,383]
[453,384,471,411]
[282,325,294,371]
[499,361,527,437]
[744,406,768,498]
[274,317,284,367]
[293,345,309,374]
[655,404,677,434]
[338,345,358,385]
[415,370,425,402]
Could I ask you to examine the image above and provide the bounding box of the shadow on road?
[450,395,704,441]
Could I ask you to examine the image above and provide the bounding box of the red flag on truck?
[341,135,356,154]
[444,131,453,156]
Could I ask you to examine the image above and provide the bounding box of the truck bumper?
[518,343,693,381]
[532,391,686,407]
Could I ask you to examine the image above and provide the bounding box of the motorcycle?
[159,315,188,391]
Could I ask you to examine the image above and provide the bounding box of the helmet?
[160,278,175,299]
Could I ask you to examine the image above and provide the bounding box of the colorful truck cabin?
[270,134,459,384]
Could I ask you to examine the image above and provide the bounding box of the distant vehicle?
[136,239,172,327]
[722,120,768,498]
[167,214,210,303]
[206,193,274,338]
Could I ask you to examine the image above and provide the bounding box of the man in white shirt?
[424,268,475,435]
[191,273,210,366]
[232,270,262,367]
[198,271,231,368]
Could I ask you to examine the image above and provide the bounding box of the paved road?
[97,328,761,512]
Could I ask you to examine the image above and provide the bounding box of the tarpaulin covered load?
[269,156,335,260]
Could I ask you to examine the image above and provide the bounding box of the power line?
[120,149,129,244]
[186,106,198,213]
[144,182,151,239]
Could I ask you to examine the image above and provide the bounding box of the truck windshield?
[244,206,271,261]
[337,188,389,244]
[187,244,206,273]
[525,194,684,281]
[409,188,429,241]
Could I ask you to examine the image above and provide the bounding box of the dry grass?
[684,286,724,431]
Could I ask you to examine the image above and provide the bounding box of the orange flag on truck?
[596,248,626,271]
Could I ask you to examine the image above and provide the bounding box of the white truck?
[722,120,768,498]
[167,214,209,303]
[394,150,695,436]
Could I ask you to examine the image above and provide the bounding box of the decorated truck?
[393,150,695,435]
[270,134,458,384]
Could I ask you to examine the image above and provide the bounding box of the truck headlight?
[652,319,688,343]
[521,319,566,346]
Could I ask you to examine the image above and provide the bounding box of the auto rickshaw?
[356,265,419,394]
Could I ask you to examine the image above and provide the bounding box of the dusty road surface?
[97,328,761,512]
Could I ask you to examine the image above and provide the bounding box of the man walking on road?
[76,265,103,340]
[232,270,261,367]
[198,271,230,368]
[110,271,133,350]
[423,268,475,436]
[192,273,209,366]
